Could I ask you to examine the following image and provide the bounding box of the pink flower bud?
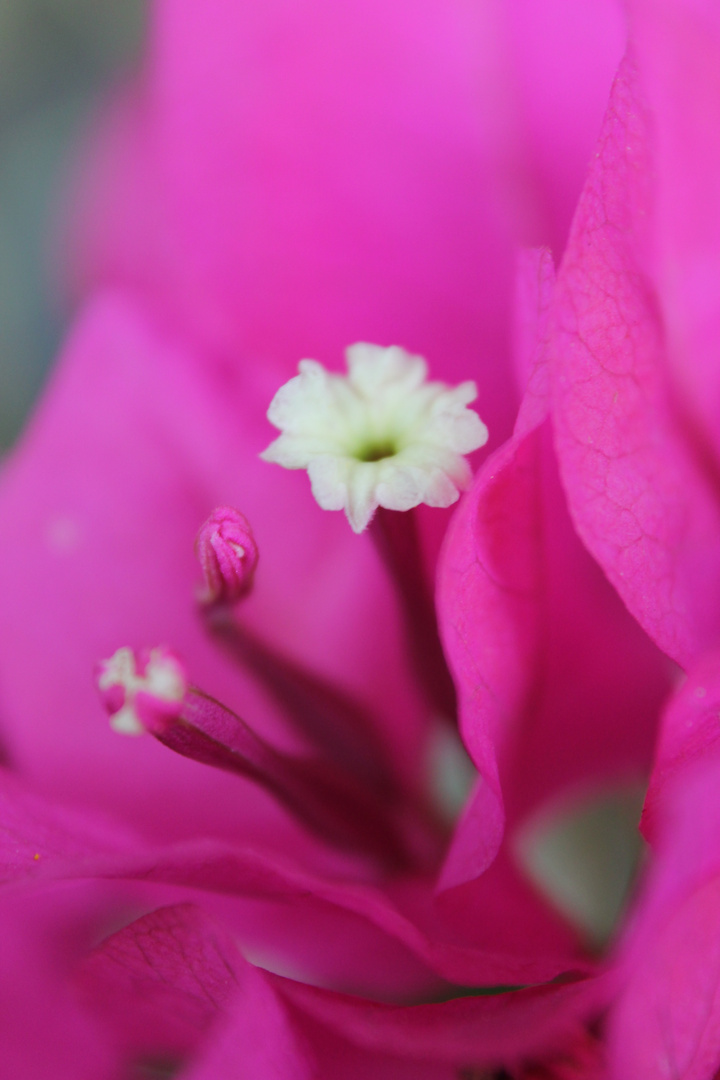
[96,646,188,736]
[195,506,258,604]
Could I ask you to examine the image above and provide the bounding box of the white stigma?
[97,646,187,736]
[260,344,489,532]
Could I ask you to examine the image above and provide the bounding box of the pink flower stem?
[370,507,457,722]
[201,604,397,797]
[149,687,438,872]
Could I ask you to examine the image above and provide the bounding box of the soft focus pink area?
[613,878,720,1080]
[512,247,555,413]
[610,755,720,1080]
[0,769,135,877]
[517,1031,606,1079]
[295,1015,456,1080]
[630,0,720,467]
[438,249,669,889]
[0,885,117,1079]
[502,0,626,249]
[64,0,627,453]
[550,49,720,667]
[437,251,557,887]
[429,847,586,973]
[68,0,518,447]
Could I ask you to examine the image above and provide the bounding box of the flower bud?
[195,506,258,604]
[96,646,187,735]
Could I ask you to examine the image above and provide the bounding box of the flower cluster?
[1,0,720,1077]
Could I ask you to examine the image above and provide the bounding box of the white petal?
[109,704,145,736]
[308,457,352,511]
[345,463,382,532]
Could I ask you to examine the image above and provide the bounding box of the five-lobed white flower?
[260,344,489,533]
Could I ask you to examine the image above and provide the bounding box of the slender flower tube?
[370,505,458,721]
[96,645,439,870]
[199,601,398,794]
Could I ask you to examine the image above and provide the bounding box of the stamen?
[195,506,258,605]
[371,507,457,720]
[260,343,489,532]
[96,646,187,735]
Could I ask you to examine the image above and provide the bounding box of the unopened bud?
[96,646,187,735]
[195,507,258,605]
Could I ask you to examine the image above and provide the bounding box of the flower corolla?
[261,344,488,532]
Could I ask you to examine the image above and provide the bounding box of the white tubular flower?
[260,344,489,533]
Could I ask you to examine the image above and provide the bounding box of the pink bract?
[549,0,720,668]
[437,249,669,890]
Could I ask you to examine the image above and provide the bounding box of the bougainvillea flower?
[0,266,651,1073]
[0,248,657,1074]
[0,0,703,1075]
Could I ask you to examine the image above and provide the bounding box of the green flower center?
[355,439,398,463]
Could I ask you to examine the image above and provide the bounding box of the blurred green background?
[0,0,145,448]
